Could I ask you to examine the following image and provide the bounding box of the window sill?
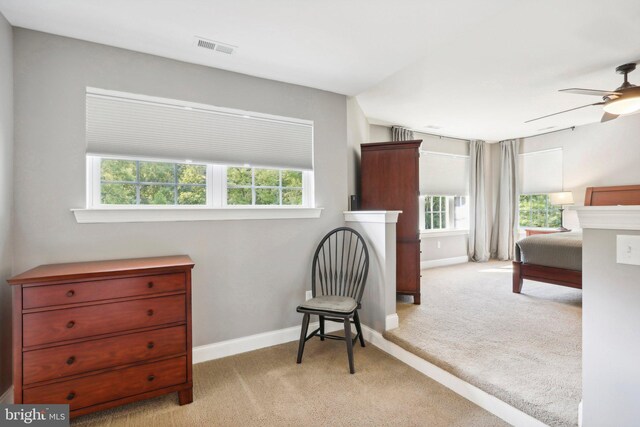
[72,207,323,223]
[420,229,469,238]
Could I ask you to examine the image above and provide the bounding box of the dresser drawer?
[23,356,186,411]
[23,325,186,385]
[23,273,185,309]
[23,295,186,347]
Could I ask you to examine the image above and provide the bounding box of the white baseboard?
[0,386,13,404]
[361,325,547,427]
[578,400,582,427]
[421,255,469,270]
[385,313,399,330]
[193,321,342,364]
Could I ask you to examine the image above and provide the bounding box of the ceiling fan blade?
[601,112,618,122]
[559,88,622,97]
[525,102,604,124]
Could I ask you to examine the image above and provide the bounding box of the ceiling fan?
[526,63,640,123]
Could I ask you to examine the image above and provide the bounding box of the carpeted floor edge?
[382,330,567,426]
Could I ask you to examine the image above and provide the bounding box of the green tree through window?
[519,194,561,228]
[100,159,206,205]
[227,167,303,206]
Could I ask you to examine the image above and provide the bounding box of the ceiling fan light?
[603,96,640,115]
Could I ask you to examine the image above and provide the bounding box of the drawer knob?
[66,392,76,401]
[147,281,154,289]
[147,341,155,349]
[147,309,154,316]
[147,374,155,382]
[66,356,76,365]
[66,290,75,297]
[66,321,75,329]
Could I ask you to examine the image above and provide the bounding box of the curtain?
[391,126,414,141]
[468,140,489,262]
[491,139,520,260]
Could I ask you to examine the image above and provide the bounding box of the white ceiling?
[1,0,639,141]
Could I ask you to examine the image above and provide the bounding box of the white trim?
[572,205,640,230]
[385,313,399,331]
[343,210,402,224]
[361,326,547,427]
[193,321,342,364]
[0,386,13,404]
[420,229,469,238]
[72,207,323,223]
[421,256,469,270]
[578,400,583,427]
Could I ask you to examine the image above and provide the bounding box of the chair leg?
[319,315,325,341]
[297,313,310,364]
[344,318,355,374]
[353,311,365,348]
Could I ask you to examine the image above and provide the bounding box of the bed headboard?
[584,185,640,206]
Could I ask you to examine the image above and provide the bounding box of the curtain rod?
[410,129,470,142]
[513,126,575,141]
[398,125,575,143]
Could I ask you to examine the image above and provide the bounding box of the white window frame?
[419,195,470,236]
[423,195,449,230]
[222,166,313,208]
[78,156,320,223]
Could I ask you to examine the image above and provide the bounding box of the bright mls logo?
[2,405,69,426]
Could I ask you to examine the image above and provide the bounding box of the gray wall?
[521,115,640,228]
[420,234,468,263]
[0,11,13,397]
[346,97,369,200]
[12,28,348,347]
[582,228,640,426]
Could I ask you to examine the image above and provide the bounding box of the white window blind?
[518,148,563,194]
[86,88,314,170]
[419,152,470,196]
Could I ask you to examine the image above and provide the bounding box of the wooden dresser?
[7,255,195,419]
[360,140,422,304]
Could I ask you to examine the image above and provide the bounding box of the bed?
[512,184,640,293]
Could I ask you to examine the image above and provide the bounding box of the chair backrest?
[312,227,369,304]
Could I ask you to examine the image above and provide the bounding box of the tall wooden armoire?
[360,140,422,304]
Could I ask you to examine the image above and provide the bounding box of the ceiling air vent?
[194,37,236,55]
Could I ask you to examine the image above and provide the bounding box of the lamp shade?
[549,191,574,206]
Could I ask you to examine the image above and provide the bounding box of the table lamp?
[549,191,574,231]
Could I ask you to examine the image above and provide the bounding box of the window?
[422,196,468,231]
[88,156,311,209]
[519,194,561,228]
[99,159,207,206]
[226,167,303,206]
[81,89,318,222]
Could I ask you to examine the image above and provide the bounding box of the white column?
[344,210,401,332]
[574,206,640,427]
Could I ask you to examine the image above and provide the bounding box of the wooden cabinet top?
[7,255,194,285]
[361,140,422,151]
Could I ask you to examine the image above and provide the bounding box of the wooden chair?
[296,227,369,374]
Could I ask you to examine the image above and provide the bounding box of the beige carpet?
[385,261,582,427]
[72,339,506,427]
